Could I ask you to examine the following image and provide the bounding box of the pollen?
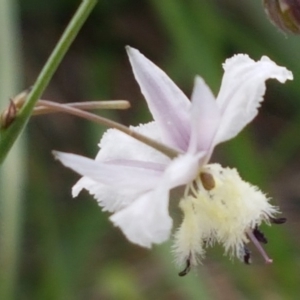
[173,163,279,275]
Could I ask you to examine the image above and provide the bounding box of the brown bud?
[200,172,215,191]
[0,89,29,129]
[263,0,300,34]
[0,99,17,129]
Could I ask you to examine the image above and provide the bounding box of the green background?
[1,0,300,299]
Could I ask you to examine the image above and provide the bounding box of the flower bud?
[0,99,17,129]
[0,89,29,129]
[263,0,300,34]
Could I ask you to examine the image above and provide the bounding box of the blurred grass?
[1,0,300,299]
[0,0,25,299]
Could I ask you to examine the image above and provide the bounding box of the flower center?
[174,163,284,276]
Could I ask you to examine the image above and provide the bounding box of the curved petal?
[189,76,220,154]
[96,122,170,166]
[110,184,172,248]
[108,153,203,247]
[53,151,162,190]
[164,152,204,188]
[71,157,168,212]
[72,177,147,212]
[213,54,293,146]
[127,46,191,151]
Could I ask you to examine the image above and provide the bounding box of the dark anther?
[200,172,215,191]
[243,246,251,265]
[178,258,191,277]
[253,227,268,244]
[270,217,287,224]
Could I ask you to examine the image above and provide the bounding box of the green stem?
[0,0,98,165]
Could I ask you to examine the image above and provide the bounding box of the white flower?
[54,47,293,273]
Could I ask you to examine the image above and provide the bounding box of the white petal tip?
[126,46,138,56]
[52,150,59,159]
[53,150,71,165]
[52,150,73,165]
[193,75,205,85]
[223,54,293,83]
[71,185,81,198]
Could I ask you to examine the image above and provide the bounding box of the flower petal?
[189,76,220,155]
[164,152,204,188]
[71,158,167,212]
[96,122,170,165]
[110,185,172,248]
[72,177,147,212]
[53,151,162,190]
[213,54,293,145]
[108,153,202,247]
[127,46,191,151]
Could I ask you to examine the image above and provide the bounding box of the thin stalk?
[39,100,180,159]
[0,0,98,164]
[33,100,130,115]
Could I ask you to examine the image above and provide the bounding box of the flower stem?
[39,100,180,158]
[0,0,98,165]
[33,100,131,115]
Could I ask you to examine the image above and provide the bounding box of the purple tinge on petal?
[164,152,204,188]
[212,54,293,146]
[189,76,220,155]
[101,159,167,172]
[109,153,202,248]
[126,46,191,151]
[53,151,163,191]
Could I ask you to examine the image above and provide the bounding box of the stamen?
[253,227,268,244]
[246,230,273,264]
[270,217,287,224]
[200,172,215,191]
[190,180,198,196]
[243,246,251,265]
[178,257,191,277]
